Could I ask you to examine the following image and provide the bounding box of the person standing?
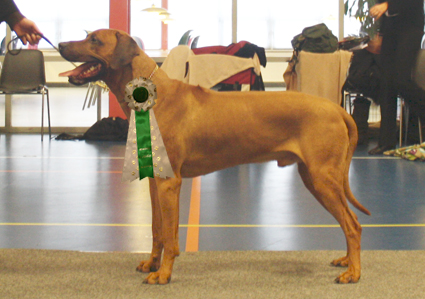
[0,0,42,45]
[369,0,425,154]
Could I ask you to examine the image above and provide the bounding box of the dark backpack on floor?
[56,117,129,141]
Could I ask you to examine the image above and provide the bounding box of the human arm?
[0,0,42,45]
[371,0,424,19]
[1,0,24,28]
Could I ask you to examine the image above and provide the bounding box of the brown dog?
[59,29,370,285]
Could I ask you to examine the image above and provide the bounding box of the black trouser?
[378,28,425,147]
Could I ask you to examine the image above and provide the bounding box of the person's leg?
[395,29,425,123]
[352,97,371,144]
[369,33,398,154]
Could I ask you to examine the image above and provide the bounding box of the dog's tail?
[342,110,371,216]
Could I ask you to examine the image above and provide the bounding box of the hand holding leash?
[12,18,43,45]
[8,34,55,52]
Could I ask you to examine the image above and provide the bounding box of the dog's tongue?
[59,64,85,77]
[59,69,78,77]
[58,62,99,78]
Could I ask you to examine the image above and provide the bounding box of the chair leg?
[344,92,353,114]
[399,99,403,148]
[40,88,51,141]
[399,100,422,145]
[47,89,51,139]
[404,104,410,146]
[41,90,45,141]
[344,93,350,113]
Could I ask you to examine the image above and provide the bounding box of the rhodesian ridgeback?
[59,29,370,285]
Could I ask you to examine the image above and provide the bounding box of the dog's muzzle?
[58,42,105,85]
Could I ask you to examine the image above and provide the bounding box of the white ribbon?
[122,77,174,182]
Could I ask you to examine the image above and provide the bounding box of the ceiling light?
[142,4,168,14]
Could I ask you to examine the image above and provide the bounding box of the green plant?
[344,0,380,37]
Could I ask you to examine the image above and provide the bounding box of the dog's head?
[59,29,140,85]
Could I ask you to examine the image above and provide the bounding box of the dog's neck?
[103,51,170,119]
[130,51,169,89]
[130,51,174,102]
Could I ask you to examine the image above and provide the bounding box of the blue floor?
[1,134,425,252]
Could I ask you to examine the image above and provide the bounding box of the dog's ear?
[110,32,140,70]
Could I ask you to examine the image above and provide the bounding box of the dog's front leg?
[143,176,182,285]
[137,178,163,273]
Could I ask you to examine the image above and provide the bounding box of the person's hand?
[370,2,388,20]
[12,18,42,45]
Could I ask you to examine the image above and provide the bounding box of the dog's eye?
[90,36,99,44]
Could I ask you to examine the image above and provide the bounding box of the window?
[131,0,162,50]
[237,0,339,49]
[344,14,364,37]
[131,0,232,50]
[5,1,362,51]
[132,0,342,50]
[167,0,232,48]
[12,0,109,48]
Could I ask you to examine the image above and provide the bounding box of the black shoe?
[368,145,395,155]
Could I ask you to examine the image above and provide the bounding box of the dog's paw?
[143,270,172,285]
[334,270,360,284]
[330,256,349,267]
[136,259,159,273]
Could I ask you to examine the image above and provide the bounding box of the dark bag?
[291,23,338,53]
[83,117,129,141]
[56,117,129,141]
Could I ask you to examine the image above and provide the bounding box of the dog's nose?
[58,42,67,53]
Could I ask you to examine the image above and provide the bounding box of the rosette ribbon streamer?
[122,73,174,182]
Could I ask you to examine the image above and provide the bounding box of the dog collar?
[148,65,159,80]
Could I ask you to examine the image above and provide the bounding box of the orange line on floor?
[185,176,201,252]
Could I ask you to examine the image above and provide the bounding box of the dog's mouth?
[59,61,104,85]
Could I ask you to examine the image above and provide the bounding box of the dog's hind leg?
[137,178,164,273]
[143,176,182,284]
[297,163,362,283]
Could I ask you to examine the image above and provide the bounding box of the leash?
[7,34,106,112]
[7,34,78,67]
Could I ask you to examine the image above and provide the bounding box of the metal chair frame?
[0,49,51,141]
